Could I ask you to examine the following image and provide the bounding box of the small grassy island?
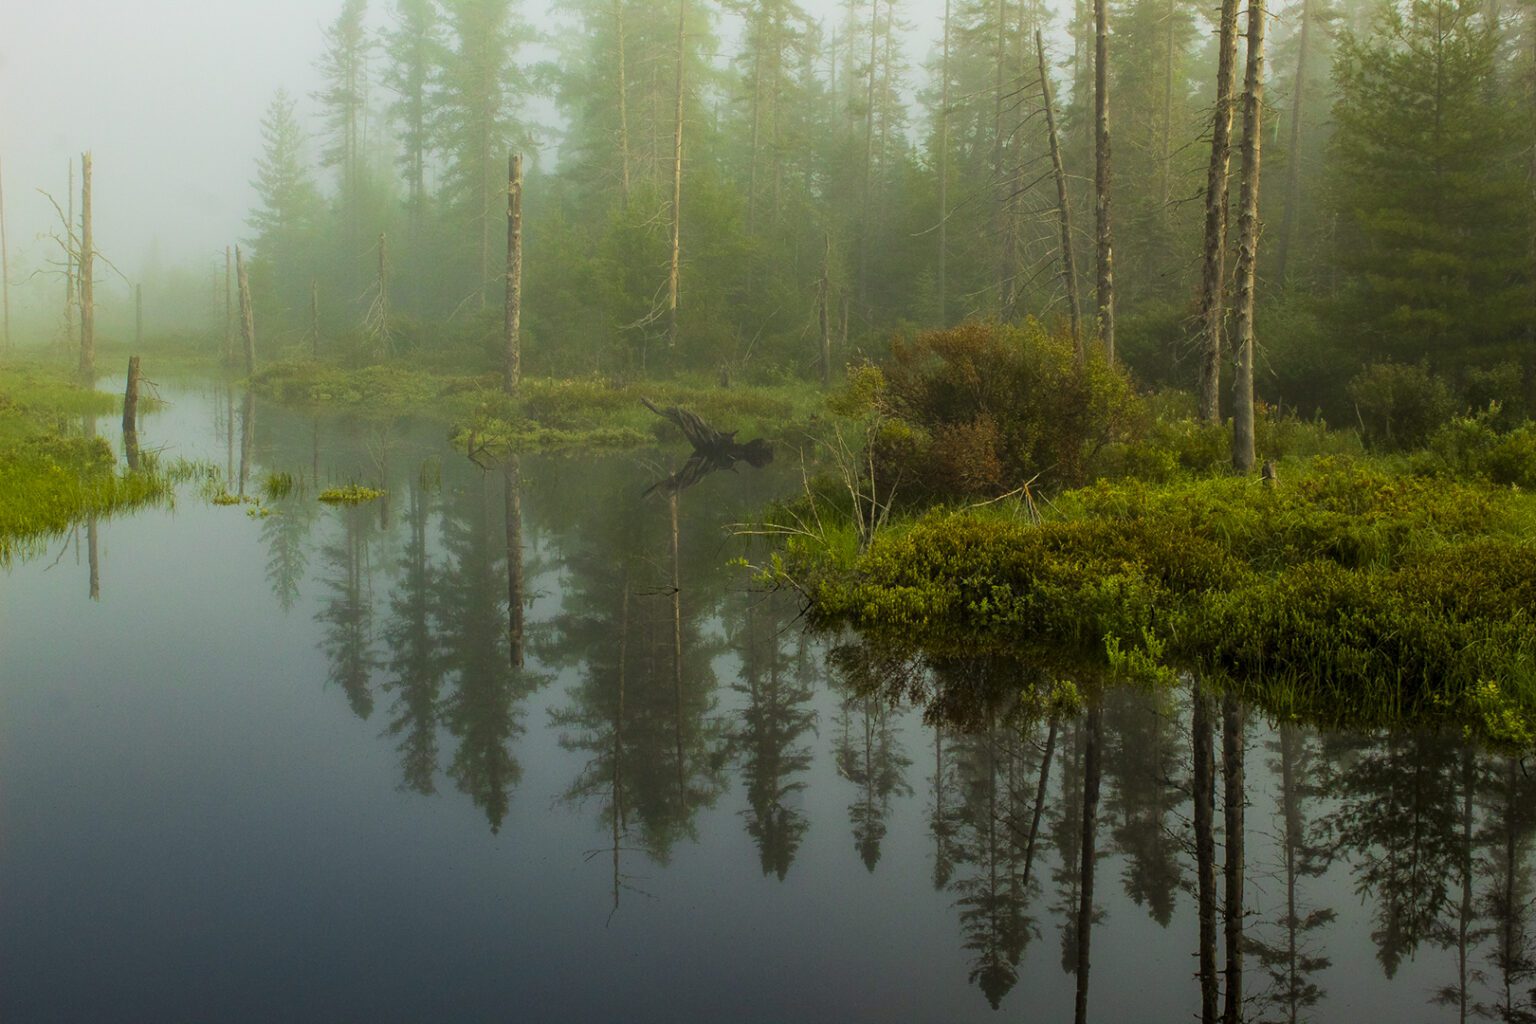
[750,321,1536,747]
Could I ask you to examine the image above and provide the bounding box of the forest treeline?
[163,0,1534,420]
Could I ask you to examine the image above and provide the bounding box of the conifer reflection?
[730,589,817,880]
[381,473,443,795]
[316,501,379,719]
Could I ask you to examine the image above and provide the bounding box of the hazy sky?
[0,0,966,289]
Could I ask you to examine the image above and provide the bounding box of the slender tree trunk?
[0,155,10,351]
[505,153,523,395]
[377,232,390,353]
[1038,30,1084,356]
[1161,0,1176,217]
[748,31,763,236]
[79,152,95,379]
[88,516,100,600]
[667,0,687,349]
[122,356,142,471]
[616,0,633,205]
[994,0,1011,312]
[66,159,76,348]
[225,246,234,366]
[819,233,833,387]
[1231,0,1267,474]
[1074,702,1103,1024]
[1193,680,1220,1024]
[1197,0,1241,423]
[238,388,255,497]
[311,278,320,358]
[1093,0,1116,360]
[235,245,256,376]
[135,284,143,348]
[1222,690,1245,1023]
[1276,0,1311,288]
[859,0,879,309]
[938,0,951,324]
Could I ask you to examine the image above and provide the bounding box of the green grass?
[0,361,176,563]
[251,360,826,452]
[774,456,1536,746]
[318,484,386,504]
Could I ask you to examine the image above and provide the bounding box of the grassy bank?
[768,456,1536,746]
[251,360,827,451]
[0,362,179,563]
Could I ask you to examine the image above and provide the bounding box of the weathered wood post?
[79,152,95,378]
[235,245,256,375]
[122,356,142,470]
[504,153,523,396]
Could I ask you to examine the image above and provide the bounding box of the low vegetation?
[0,363,178,563]
[757,324,1536,746]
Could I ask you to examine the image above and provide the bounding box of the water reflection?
[30,384,1536,1022]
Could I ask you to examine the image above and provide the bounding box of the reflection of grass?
[250,360,823,451]
[0,361,174,564]
[318,485,386,504]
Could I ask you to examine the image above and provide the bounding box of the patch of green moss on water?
[0,362,176,564]
[779,457,1536,746]
[251,360,825,451]
[318,485,386,504]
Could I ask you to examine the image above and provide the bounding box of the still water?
[2,382,1531,1023]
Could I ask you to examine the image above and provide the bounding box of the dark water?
[2,383,1532,1023]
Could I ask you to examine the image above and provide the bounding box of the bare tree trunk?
[1222,690,1245,1023]
[238,388,255,498]
[993,0,1010,312]
[616,0,632,205]
[1161,0,1176,217]
[1231,0,1267,475]
[1197,0,1241,423]
[748,32,763,237]
[377,232,390,352]
[1275,0,1311,288]
[667,0,687,349]
[0,155,11,351]
[1193,679,1219,1024]
[135,284,143,348]
[505,153,523,395]
[123,356,142,471]
[66,159,76,348]
[79,152,95,379]
[859,0,878,309]
[224,246,234,366]
[1093,0,1116,361]
[1037,30,1084,356]
[88,516,100,601]
[819,233,833,387]
[235,245,256,376]
[311,278,320,358]
[1074,702,1103,1024]
[938,0,951,325]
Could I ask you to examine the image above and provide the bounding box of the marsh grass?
[785,456,1536,745]
[0,362,176,564]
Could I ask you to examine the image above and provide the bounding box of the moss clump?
[318,485,386,504]
[0,362,173,564]
[787,457,1536,744]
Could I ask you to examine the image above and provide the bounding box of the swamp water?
[1,381,1532,1023]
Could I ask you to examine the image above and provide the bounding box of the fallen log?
[640,397,773,468]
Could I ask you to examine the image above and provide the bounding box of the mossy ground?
[250,360,826,452]
[0,361,178,563]
[771,456,1536,746]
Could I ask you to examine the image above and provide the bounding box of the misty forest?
[4,0,1536,1019]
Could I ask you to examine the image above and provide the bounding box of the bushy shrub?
[1463,360,1527,428]
[876,319,1142,496]
[1348,361,1455,450]
[1428,414,1536,488]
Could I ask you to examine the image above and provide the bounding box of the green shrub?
[1348,361,1456,450]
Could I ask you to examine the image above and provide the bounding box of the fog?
[1,0,962,288]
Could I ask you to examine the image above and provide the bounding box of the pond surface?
[2,381,1532,1023]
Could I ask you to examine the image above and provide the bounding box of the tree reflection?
[731,590,817,880]
[316,502,379,719]
[381,474,443,795]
